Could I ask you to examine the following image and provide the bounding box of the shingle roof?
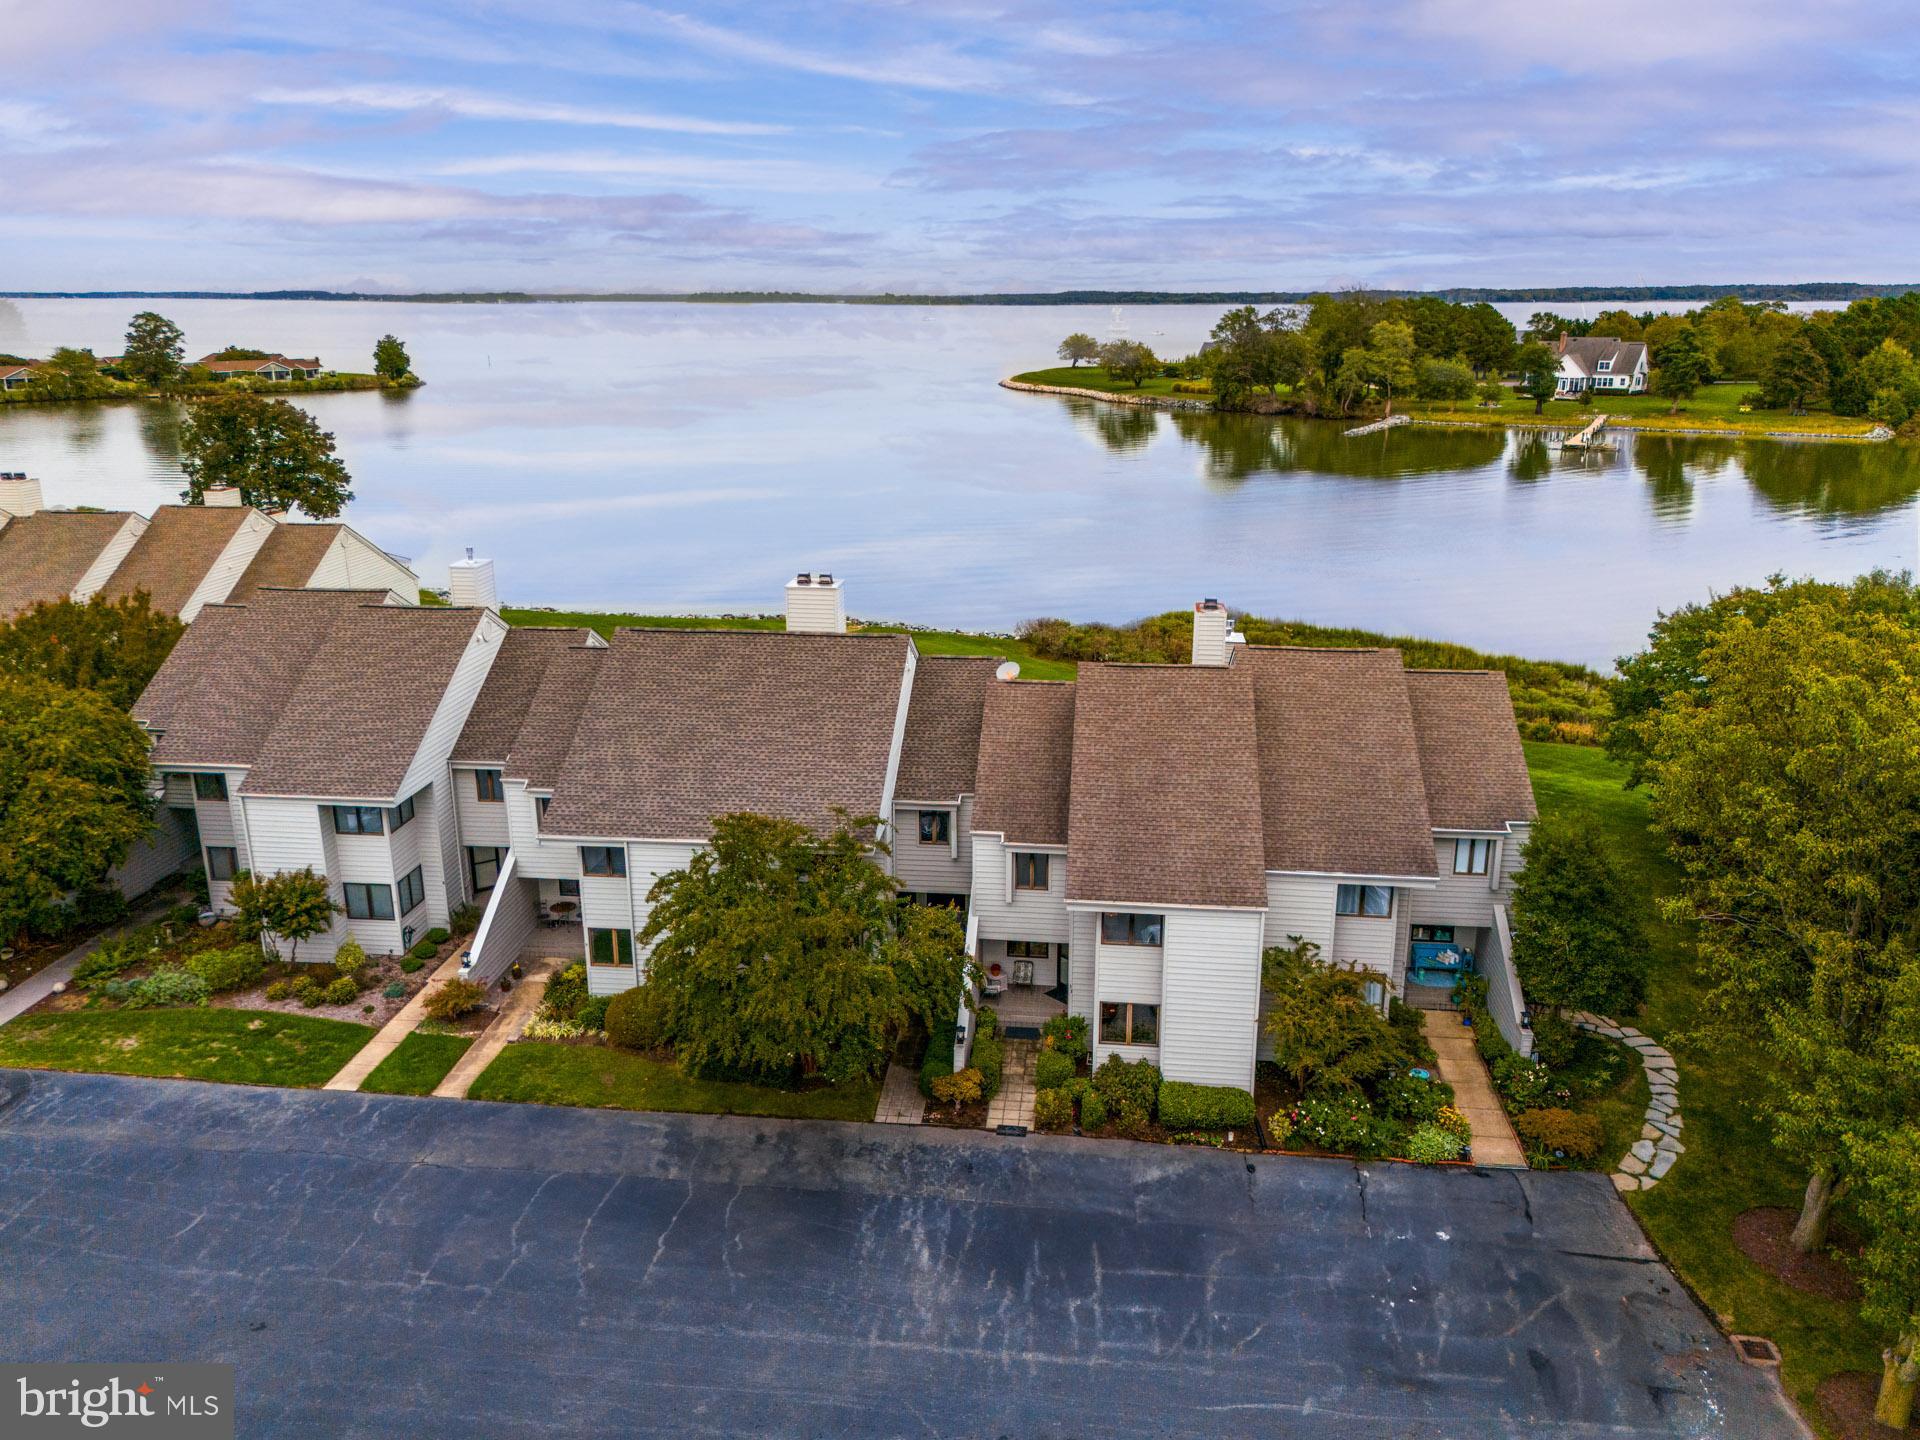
[511,644,608,789]
[970,680,1076,846]
[539,629,912,840]
[896,655,999,802]
[1065,664,1268,909]
[99,505,253,615]
[0,510,132,617]
[1405,671,1538,830]
[453,627,589,767]
[225,524,340,604]
[1242,647,1438,878]
[1558,336,1647,377]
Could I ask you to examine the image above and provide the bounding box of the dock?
[1559,413,1612,449]
[1344,413,1412,437]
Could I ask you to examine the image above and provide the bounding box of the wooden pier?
[1560,413,1612,449]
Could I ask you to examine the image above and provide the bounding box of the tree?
[1589,309,1645,342]
[122,311,186,387]
[0,676,154,944]
[179,392,353,517]
[0,593,184,711]
[229,868,338,963]
[1513,342,1559,414]
[1651,330,1712,413]
[1508,815,1647,1015]
[1260,938,1403,1093]
[1853,340,1920,430]
[1357,320,1417,414]
[638,812,974,1084]
[1416,357,1478,403]
[1853,1124,1920,1429]
[1097,339,1159,389]
[26,347,110,401]
[372,334,411,382]
[1458,303,1518,376]
[1476,379,1510,409]
[1756,334,1830,414]
[1056,333,1099,368]
[1201,306,1308,407]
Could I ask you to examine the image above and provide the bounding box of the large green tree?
[1201,307,1309,408]
[1457,303,1518,376]
[122,311,186,386]
[1509,815,1647,1016]
[0,594,184,711]
[1756,333,1830,413]
[1260,938,1403,1093]
[639,812,973,1084]
[1651,329,1713,413]
[1056,332,1099,368]
[372,334,411,382]
[179,392,353,517]
[0,676,155,944]
[1513,341,1559,414]
[1097,339,1160,389]
[26,347,110,401]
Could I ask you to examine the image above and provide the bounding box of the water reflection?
[1066,397,1158,454]
[1509,434,1553,483]
[1160,410,1506,483]
[1743,439,1920,522]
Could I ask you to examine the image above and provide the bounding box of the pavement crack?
[1512,1171,1534,1228]
[1353,1165,1372,1236]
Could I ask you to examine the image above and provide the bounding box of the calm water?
[0,298,1912,667]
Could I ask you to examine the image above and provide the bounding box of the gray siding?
[72,514,147,601]
[891,795,972,895]
[398,612,507,798]
[241,796,341,962]
[1157,907,1265,1091]
[453,766,512,846]
[109,807,198,899]
[180,510,275,620]
[503,782,581,880]
[1409,838,1504,929]
[1263,875,1337,956]
[969,834,1069,943]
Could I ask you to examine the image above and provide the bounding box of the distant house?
[197,354,325,381]
[1554,335,1649,396]
[0,362,37,391]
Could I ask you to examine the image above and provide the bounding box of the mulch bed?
[1732,1206,1861,1302]
[1818,1371,1914,1439]
[923,1097,988,1129]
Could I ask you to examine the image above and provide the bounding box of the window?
[193,773,227,801]
[1336,884,1393,918]
[475,769,504,802]
[206,846,238,881]
[537,795,551,823]
[331,805,385,835]
[1013,853,1049,890]
[557,878,580,898]
[468,846,503,893]
[1363,978,1387,1008]
[917,810,951,845]
[1006,940,1049,959]
[1100,912,1164,946]
[580,846,626,878]
[1453,838,1493,876]
[344,882,394,921]
[396,865,426,916]
[1099,1001,1159,1046]
[588,928,634,967]
[389,794,416,830]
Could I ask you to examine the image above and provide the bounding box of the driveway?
[0,1070,1804,1439]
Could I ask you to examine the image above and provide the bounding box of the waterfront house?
[1554,334,1649,396]
[0,362,36,390]
[197,353,325,381]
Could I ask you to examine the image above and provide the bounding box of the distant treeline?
[6,283,1919,305]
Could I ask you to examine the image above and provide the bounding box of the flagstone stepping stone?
[1572,1013,1687,1193]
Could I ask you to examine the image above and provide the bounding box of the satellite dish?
[994,661,1021,682]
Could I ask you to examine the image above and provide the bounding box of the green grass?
[0,1008,373,1088]
[1411,382,1879,436]
[1009,364,1209,399]
[359,1031,472,1096]
[1524,742,1878,1431]
[500,608,1077,681]
[468,1040,881,1122]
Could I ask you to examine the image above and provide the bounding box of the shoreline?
[0,374,418,408]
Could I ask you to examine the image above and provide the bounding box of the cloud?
[432,150,881,192]
[255,84,789,136]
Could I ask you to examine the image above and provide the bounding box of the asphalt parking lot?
[0,1069,1804,1438]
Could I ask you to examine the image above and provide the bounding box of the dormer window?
[1596,358,1612,372]
[917,810,950,845]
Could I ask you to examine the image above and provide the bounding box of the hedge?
[1158,1080,1255,1131]
[1034,1049,1075,1091]
[972,1017,1004,1102]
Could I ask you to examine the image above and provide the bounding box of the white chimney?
[785,572,846,634]
[202,484,244,507]
[448,549,498,610]
[0,473,44,517]
[1192,598,1231,666]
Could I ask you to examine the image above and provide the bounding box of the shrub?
[294,976,327,1007]
[1528,1011,1578,1070]
[449,903,482,933]
[1109,1103,1153,1140]
[1092,1055,1160,1117]
[125,964,210,1009]
[604,983,672,1051]
[73,933,156,990]
[919,1011,958,1099]
[971,1024,1005,1100]
[398,955,424,974]
[1376,1069,1450,1124]
[422,977,487,1022]
[1406,1124,1464,1165]
[323,976,360,1005]
[542,963,588,1021]
[1158,1081,1256,1131]
[409,939,438,960]
[182,945,264,993]
[523,1016,586,1041]
[1033,1088,1074,1132]
[425,927,450,944]
[1490,1052,1550,1109]
[1263,1109,1295,1148]
[930,1067,983,1114]
[166,902,203,929]
[382,981,406,999]
[576,995,610,1032]
[1510,814,1648,1016]
[332,936,369,976]
[1262,939,1405,1093]
[1289,1095,1399,1158]
[1039,1012,1090,1062]
[1078,1090,1108,1131]
[264,979,295,1001]
[1513,1108,1605,1166]
[1435,1105,1473,1144]
[1034,1049,1075,1092]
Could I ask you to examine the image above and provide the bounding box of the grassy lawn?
[468,1040,881,1122]
[500,607,1077,681]
[0,1009,373,1088]
[1411,382,1879,437]
[1525,742,1879,1430]
[1009,364,1209,399]
[359,1031,473,1096]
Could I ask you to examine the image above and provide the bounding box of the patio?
[983,984,1065,1036]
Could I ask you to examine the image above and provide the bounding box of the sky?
[1,0,1915,294]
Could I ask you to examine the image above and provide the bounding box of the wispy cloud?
[255,84,789,136]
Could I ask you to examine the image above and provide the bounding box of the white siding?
[578,844,640,997]
[968,834,1069,943]
[1157,907,1266,1091]
[1408,838,1503,929]
[874,644,917,872]
[1067,909,1097,1029]
[434,778,466,915]
[192,772,250,913]
[504,782,581,880]
[1331,906,1398,976]
[397,612,507,798]
[334,825,404,956]
[465,865,538,985]
[412,783,454,926]
[892,795,972,895]
[453,766,512,846]
[307,526,418,604]
[180,509,275,620]
[161,772,196,808]
[1263,874,1337,957]
[628,841,699,978]
[72,514,147,600]
[1499,824,1530,890]
[109,807,197,900]
[1092,913,1165,1068]
[389,799,432,937]
[240,796,341,962]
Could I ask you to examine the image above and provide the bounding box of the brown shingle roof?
[1243,648,1438,878]
[100,505,253,615]
[539,629,911,840]
[0,510,133,617]
[511,645,608,789]
[1065,664,1268,909]
[896,655,999,802]
[453,627,590,767]
[225,524,340,604]
[1405,671,1538,830]
[970,681,1076,846]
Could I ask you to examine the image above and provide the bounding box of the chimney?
[1557,331,1568,355]
[0,472,44,516]
[785,572,846,634]
[448,549,498,610]
[202,485,244,507]
[1192,598,1231,666]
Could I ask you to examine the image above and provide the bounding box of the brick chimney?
[1557,331,1569,356]
[1192,598,1231,666]
[785,572,846,634]
[0,472,43,516]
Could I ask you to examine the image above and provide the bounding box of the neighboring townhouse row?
[130,570,1535,1095]
[0,473,416,622]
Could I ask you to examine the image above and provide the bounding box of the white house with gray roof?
[1554,334,1650,396]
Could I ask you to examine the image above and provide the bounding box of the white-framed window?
[1099,1001,1158,1045]
[1453,838,1493,876]
[1597,358,1613,372]
[917,810,950,845]
[1013,852,1049,890]
[1336,884,1393,917]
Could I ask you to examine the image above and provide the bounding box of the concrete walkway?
[431,956,559,1099]
[0,899,180,1028]
[874,1062,926,1124]
[984,1038,1037,1131]
[321,951,469,1092]
[1421,1010,1527,1168]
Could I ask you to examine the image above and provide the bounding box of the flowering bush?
[1435,1105,1473,1144]
[523,1016,587,1041]
[1405,1124,1464,1165]
[1039,1013,1089,1062]
[1513,1108,1605,1166]
[1288,1095,1400,1157]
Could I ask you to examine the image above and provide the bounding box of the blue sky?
[2,0,1914,292]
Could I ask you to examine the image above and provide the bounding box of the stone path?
[1420,1011,1528,1168]
[1571,1013,1684,1193]
[984,1038,1037,1131]
[874,1062,926,1124]
[431,956,560,1099]
[320,951,469,1092]
[0,899,181,1028]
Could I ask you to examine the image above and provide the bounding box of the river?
[0,297,1912,667]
